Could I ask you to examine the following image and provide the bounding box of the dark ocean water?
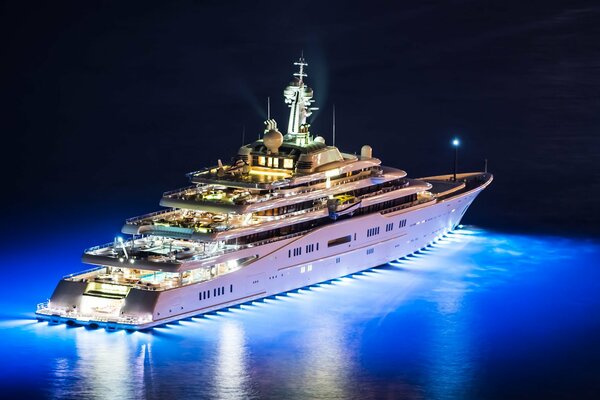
[2,226,599,399]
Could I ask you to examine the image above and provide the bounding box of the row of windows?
[254,177,405,219]
[358,193,417,216]
[283,217,408,258]
[306,243,319,253]
[281,168,371,192]
[255,155,295,169]
[290,247,302,257]
[199,285,233,301]
[230,199,413,248]
[229,187,416,247]
[254,199,315,217]
[230,216,331,245]
[370,218,407,237]
[367,227,380,237]
[289,242,319,257]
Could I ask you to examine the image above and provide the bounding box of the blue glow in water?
[1,227,600,399]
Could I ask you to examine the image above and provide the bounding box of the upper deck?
[161,160,402,213]
[123,168,419,240]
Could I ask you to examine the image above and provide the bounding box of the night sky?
[2,0,599,237]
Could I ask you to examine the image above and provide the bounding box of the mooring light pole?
[452,138,460,181]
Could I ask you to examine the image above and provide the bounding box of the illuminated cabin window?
[273,158,279,168]
[267,157,273,167]
[283,158,293,169]
[258,156,266,166]
[300,264,313,273]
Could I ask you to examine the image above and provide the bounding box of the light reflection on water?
[1,226,600,399]
[215,321,251,399]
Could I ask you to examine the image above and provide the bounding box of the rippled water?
[2,227,600,399]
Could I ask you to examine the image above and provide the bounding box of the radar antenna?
[293,57,308,84]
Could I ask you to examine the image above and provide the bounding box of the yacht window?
[328,235,352,247]
[283,158,293,169]
[258,156,266,166]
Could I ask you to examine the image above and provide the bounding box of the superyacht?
[36,58,492,330]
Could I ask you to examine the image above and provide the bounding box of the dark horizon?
[2,0,599,237]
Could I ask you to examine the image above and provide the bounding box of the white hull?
[37,183,482,330]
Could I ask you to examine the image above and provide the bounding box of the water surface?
[1,227,599,399]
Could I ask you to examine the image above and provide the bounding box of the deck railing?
[63,266,105,279]
[36,301,49,311]
[380,198,431,215]
[84,242,116,253]
[126,208,177,224]
[162,184,202,197]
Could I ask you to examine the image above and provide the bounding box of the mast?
[283,56,318,146]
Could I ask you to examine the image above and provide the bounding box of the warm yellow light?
[325,168,341,178]
[248,169,291,178]
[258,156,266,166]
[283,158,293,169]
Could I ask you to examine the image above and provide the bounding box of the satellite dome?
[361,145,373,159]
[264,129,284,154]
[314,136,326,144]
